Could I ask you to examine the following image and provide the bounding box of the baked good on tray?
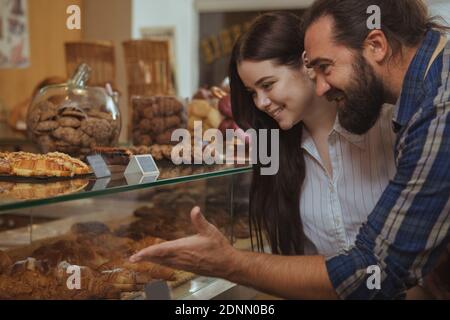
[91,146,133,165]
[0,223,178,299]
[0,179,89,200]
[0,151,92,177]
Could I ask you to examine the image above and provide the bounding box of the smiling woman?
[228,12,397,258]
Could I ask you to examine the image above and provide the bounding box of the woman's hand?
[129,206,239,279]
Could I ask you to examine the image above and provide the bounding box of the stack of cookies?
[131,96,185,146]
[27,100,120,157]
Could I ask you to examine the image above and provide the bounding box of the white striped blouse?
[299,105,397,257]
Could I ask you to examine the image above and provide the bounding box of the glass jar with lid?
[26,63,121,158]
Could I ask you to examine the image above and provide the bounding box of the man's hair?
[303,0,449,56]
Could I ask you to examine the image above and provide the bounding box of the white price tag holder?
[124,155,160,185]
[86,154,111,178]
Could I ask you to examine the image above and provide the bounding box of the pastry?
[31,239,109,269]
[99,259,175,282]
[0,151,91,177]
[91,146,133,165]
[0,179,89,200]
[70,221,111,237]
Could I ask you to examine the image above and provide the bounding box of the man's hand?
[129,206,337,299]
[129,206,238,279]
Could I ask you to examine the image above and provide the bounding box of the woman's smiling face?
[237,59,316,130]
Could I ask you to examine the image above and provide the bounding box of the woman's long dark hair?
[229,12,306,255]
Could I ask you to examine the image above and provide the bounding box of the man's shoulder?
[419,42,450,117]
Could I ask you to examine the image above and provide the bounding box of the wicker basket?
[122,40,176,137]
[65,40,116,88]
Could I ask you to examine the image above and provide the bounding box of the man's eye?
[318,64,331,73]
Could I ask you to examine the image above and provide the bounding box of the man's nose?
[315,75,331,97]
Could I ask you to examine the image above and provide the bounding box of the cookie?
[138,118,152,132]
[38,101,58,121]
[80,133,94,148]
[150,117,165,134]
[58,117,81,128]
[40,109,58,121]
[93,120,113,143]
[61,109,87,119]
[164,115,182,128]
[155,130,174,145]
[87,110,113,121]
[52,127,82,146]
[142,107,154,119]
[137,134,152,146]
[26,105,42,131]
[81,118,113,146]
[35,120,59,132]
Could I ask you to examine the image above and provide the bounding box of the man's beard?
[327,54,385,135]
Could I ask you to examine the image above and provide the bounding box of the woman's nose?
[315,75,331,97]
[254,93,271,111]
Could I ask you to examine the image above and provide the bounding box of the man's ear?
[363,30,389,64]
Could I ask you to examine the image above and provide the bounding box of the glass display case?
[0,161,254,300]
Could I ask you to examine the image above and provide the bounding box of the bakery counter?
[0,170,254,300]
[0,160,252,212]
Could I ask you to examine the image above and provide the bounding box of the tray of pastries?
[0,151,92,181]
[0,221,183,300]
[0,179,89,200]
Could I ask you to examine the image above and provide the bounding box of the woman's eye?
[261,82,273,90]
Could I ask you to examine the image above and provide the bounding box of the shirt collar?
[332,116,366,149]
[301,116,366,152]
[392,29,441,132]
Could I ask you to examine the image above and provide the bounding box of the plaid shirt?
[326,29,450,299]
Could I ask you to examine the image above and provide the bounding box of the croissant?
[32,239,110,269]
[98,258,175,282]
[0,151,91,177]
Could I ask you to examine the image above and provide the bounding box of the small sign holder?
[124,154,160,185]
[124,172,159,185]
[86,154,111,178]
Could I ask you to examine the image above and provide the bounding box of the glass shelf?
[0,161,252,212]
